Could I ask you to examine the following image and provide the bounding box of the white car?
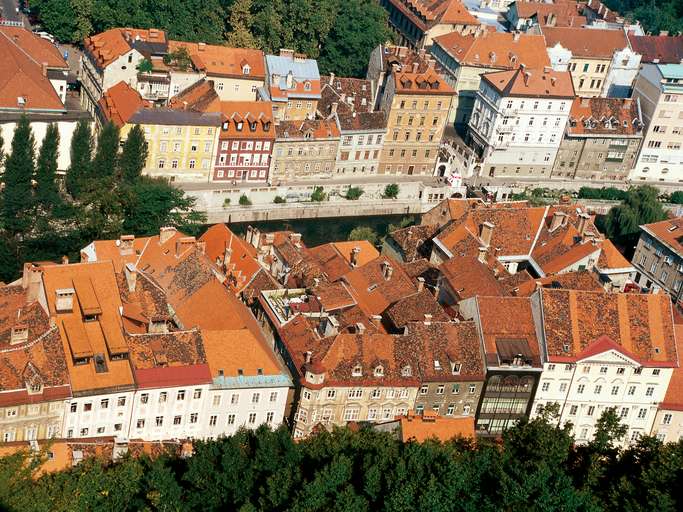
[34,31,56,44]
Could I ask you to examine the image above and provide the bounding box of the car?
[33,31,56,43]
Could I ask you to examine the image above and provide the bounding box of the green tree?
[273,195,286,203]
[345,186,364,200]
[603,186,667,251]
[383,183,399,199]
[122,176,206,235]
[226,0,258,48]
[239,194,252,206]
[1,116,36,234]
[669,191,683,205]
[88,121,119,188]
[348,225,378,244]
[310,186,326,202]
[66,120,93,199]
[118,125,148,183]
[35,123,61,208]
[137,58,154,73]
[318,0,391,77]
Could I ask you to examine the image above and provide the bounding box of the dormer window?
[304,131,312,139]
[236,121,243,131]
[304,81,311,91]
[242,64,251,75]
[352,365,362,377]
[451,362,461,375]
[263,121,271,131]
[373,365,384,377]
[434,360,441,370]
[250,122,257,131]
[222,121,229,131]
[401,365,412,377]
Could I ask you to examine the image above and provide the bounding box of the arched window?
[374,365,384,377]
[401,365,412,377]
[352,365,362,377]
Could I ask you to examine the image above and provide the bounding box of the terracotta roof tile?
[275,119,340,139]
[440,256,510,301]
[628,34,683,64]
[433,31,550,69]
[660,324,683,410]
[386,0,480,31]
[567,97,643,136]
[0,27,67,68]
[384,289,449,330]
[398,411,475,442]
[85,28,167,69]
[168,41,265,79]
[482,66,574,98]
[218,101,275,139]
[389,224,439,262]
[201,329,283,378]
[540,289,678,366]
[541,26,629,59]
[98,81,150,128]
[513,270,603,296]
[641,217,683,255]
[168,79,221,113]
[596,239,632,270]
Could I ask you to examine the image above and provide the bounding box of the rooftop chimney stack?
[424,314,433,325]
[159,226,177,244]
[350,247,360,267]
[381,261,394,281]
[305,351,312,364]
[355,322,366,334]
[478,246,488,263]
[417,276,425,292]
[550,211,567,231]
[479,221,494,247]
[577,213,590,238]
[124,263,137,292]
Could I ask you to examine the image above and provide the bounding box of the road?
[0,0,21,23]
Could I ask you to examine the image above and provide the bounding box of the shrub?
[238,194,252,206]
[222,198,231,207]
[310,186,326,202]
[383,183,399,199]
[345,186,364,200]
[273,196,286,204]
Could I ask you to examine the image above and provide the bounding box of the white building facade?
[63,390,136,439]
[631,63,683,184]
[467,67,574,178]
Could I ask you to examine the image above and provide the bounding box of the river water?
[226,214,420,247]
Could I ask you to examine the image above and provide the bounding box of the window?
[569,405,578,415]
[348,389,363,399]
[190,413,198,424]
[620,407,629,419]
[193,389,202,399]
[227,414,235,425]
[80,428,89,436]
[158,159,165,169]
[663,413,672,425]
[645,386,655,397]
[559,383,568,392]
[611,386,619,396]
[100,399,109,409]
[155,416,163,427]
[652,369,661,376]
[177,390,185,401]
[627,385,636,396]
[541,382,550,392]
[117,397,126,407]
[616,367,625,375]
[594,385,602,394]
[371,389,381,400]
[140,393,149,404]
[266,412,274,424]
[326,390,336,399]
[270,392,278,402]
[70,403,77,413]
[436,385,445,395]
[252,393,260,404]
[343,408,360,421]
[302,390,311,401]
[452,384,460,394]
[159,392,167,403]
[637,408,647,419]
[189,159,196,169]
[468,384,476,394]
[577,384,585,394]
[209,415,217,426]
[600,366,608,374]
[420,385,428,395]
[587,406,595,416]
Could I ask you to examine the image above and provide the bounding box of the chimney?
[21,263,42,303]
[279,48,295,59]
[10,325,29,345]
[424,314,433,325]
[119,234,135,254]
[159,226,177,244]
[355,322,366,334]
[323,315,339,337]
[61,255,69,265]
[198,42,206,51]
[418,48,425,59]
[660,30,669,37]
[479,222,494,246]
[412,61,419,73]
[478,246,488,263]
[381,261,394,281]
[547,13,556,26]
[41,62,48,77]
[417,276,425,292]
[523,71,531,86]
[331,102,338,114]
[175,236,196,256]
[289,232,302,244]
[286,70,294,89]
[513,31,521,42]
[224,246,233,265]
[304,351,312,364]
[55,288,75,312]
[581,97,591,107]
[577,213,590,237]
[329,72,335,85]
[124,263,137,292]
[550,211,567,231]
[196,240,206,254]
[371,314,383,329]
[350,246,361,267]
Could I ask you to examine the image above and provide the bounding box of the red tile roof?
[0,26,68,69]
[433,31,550,69]
[567,97,643,136]
[660,324,683,410]
[384,290,450,329]
[0,28,65,111]
[169,41,265,79]
[218,101,275,139]
[168,79,221,113]
[641,217,683,255]
[386,0,480,32]
[98,81,150,128]
[482,66,574,98]
[627,34,683,64]
[541,26,629,59]
[275,119,340,139]
[398,411,475,442]
[540,289,678,366]
[85,28,167,69]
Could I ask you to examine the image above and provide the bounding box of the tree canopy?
[1,409,682,512]
[29,0,391,76]
[603,0,683,35]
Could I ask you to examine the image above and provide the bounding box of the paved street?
[0,0,22,22]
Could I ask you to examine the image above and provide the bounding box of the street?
[0,0,21,23]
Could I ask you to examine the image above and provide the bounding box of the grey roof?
[129,108,222,126]
[266,54,320,81]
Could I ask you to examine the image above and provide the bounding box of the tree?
[669,191,683,205]
[1,116,36,234]
[348,226,378,244]
[317,0,391,77]
[226,0,258,48]
[90,122,120,187]
[383,183,399,199]
[239,194,252,206]
[137,58,154,73]
[118,125,148,183]
[274,195,286,203]
[310,186,326,202]
[603,186,667,253]
[345,186,364,200]
[163,47,193,71]
[35,123,61,208]
[66,120,93,199]
[121,176,206,235]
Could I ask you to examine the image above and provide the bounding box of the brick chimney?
[159,226,177,244]
[577,213,590,237]
[381,261,394,281]
[478,246,488,263]
[550,211,567,231]
[350,246,361,267]
[479,221,494,246]
[355,322,366,334]
[124,263,137,292]
[417,276,425,292]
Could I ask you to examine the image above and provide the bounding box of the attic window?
[27,381,43,394]
[451,362,461,375]
[304,131,312,139]
[433,360,442,370]
[304,81,311,91]
[242,64,251,75]
[373,365,384,377]
[222,121,229,130]
[367,284,378,292]
[562,343,570,353]
[238,368,244,376]
[401,365,412,377]
[236,121,244,131]
[352,365,362,377]
[668,225,678,232]
[94,354,108,374]
[257,368,263,375]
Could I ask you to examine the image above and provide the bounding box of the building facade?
[213,101,275,183]
[468,67,574,179]
[270,120,340,182]
[378,60,455,175]
[552,97,643,181]
[631,64,683,183]
[631,217,683,306]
